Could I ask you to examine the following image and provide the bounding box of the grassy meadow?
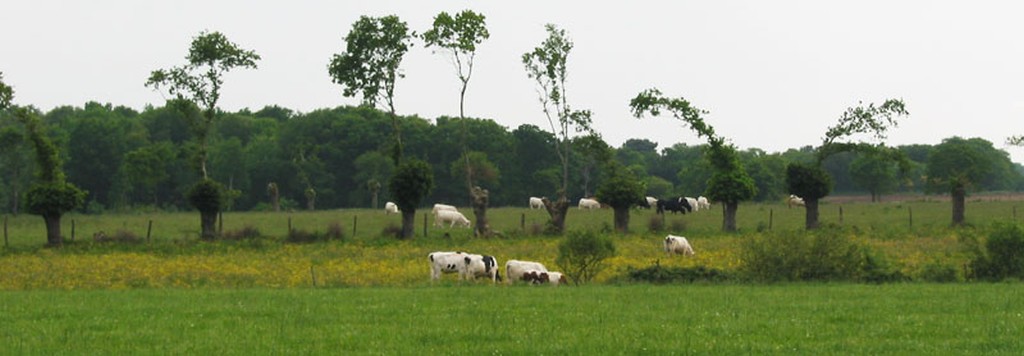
[3,197,1024,352]
[1,284,1022,354]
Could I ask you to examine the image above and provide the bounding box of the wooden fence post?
[423,213,428,237]
[310,265,318,288]
[521,213,526,231]
[769,209,773,231]
[4,216,8,248]
[147,220,153,243]
[71,219,75,242]
[839,206,844,224]
[908,206,913,230]
[288,216,292,234]
[352,215,358,238]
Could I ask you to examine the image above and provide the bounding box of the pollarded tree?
[523,24,594,234]
[927,137,1006,226]
[423,10,494,237]
[145,30,260,239]
[787,99,908,229]
[328,15,414,163]
[389,159,434,239]
[2,75,86,246]
[595,161,645,233]
[630,88,756,232]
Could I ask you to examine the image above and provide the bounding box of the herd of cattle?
[387,194,807,284]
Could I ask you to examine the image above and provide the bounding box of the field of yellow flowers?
[0,199,1012,290]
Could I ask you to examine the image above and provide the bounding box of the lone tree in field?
[1,74,86,246]
[330,15,431,239]
[146,30,260,239]
[329,14,414,164]
[523,24,594,234]
[596,161,645,233]
[787,99,909,229]
[927,137,1005,226]
[630,88,756,232]
[423,10,494,237]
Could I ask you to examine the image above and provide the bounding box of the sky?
[3,1,1024,163]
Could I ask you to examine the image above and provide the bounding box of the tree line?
[1,100,1021,215]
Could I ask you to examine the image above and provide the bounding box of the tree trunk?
[805,198,820,230]
[371,189,379,210]
[613,206,630,233]
[952,184,966,226]
[543,196,570,234]
[44,214,62,246]
[723,201,739,232]
[400,210,416,239]
[200,210,217,240]
[471,186,491,237]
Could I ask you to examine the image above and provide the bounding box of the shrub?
[668,218,687,233]
[222,225,261,241]
[968,222,1024,281]
[381,223,402,239]
[286,228,318,244]
[739,227,897,282]
[556,230,616,285]
[626,263,731,284]
[527,222,545,236]
[647,215,665,233]
[918,261,960,283]
[92,229,142,244]
[325,222,345,241]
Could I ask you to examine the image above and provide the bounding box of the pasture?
[2,197,1024,289]
[1,284,1022,354]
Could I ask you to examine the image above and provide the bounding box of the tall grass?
[0,284,1021,354]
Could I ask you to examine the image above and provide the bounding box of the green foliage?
[0,72,12,110]
[556,230,616,285]
[786,163,832,200]
[146,31,260,113]
[927,137,1012,194]
[850,150,900,199]
[969,222,1024,281]
[820,99,909,161]
[388,159,434,213]
[739,228,900,282]
[187,179,224,214]
[25,182,87,217]
[625,264,732,284]
[596,161,644,209]
[449,151,500,187]
[328,15,413,108]
[422,10,489,119]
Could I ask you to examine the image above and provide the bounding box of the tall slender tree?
[630,88,756,232]
[787,99,909,229]
[145,30,260,239]
[423,10,493,236]
[523,24,593,234]
[1,74,86,246]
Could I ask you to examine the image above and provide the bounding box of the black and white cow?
[656,197,694,214]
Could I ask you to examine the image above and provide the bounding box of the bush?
[918,261,960,283]
[222,225,261,241]
[626,263,731,284]
[647,215,665,233]
[968,222,1024,281]
[92,229,142,244]
[555,230,616,285]
[740,227,899,282]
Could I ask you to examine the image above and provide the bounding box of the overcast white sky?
[3,1,1024,162]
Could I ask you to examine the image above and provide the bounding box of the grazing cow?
[656,197,693,214]
[434,209,471,228]
[519,270,568,285]
[697,196,711,210]
[787,194,805,208]
[529,197,545,210]
[543,271,568,285]
[429,251,467,281]
[505,259,549,282]
[432,203,458,215]
[578,198,601,210]
[645,196,658,209]
[683,197,700,212]
[463,254,500,282]
[664,235,695,256]
[384,201,400,215]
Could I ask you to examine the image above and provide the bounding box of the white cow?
[529,197,545,210]
[505,259,549,282]
[645,196,658,209]
[787,194,805,208]
[463,254,500,282]
[428,251,467,281]
[518,270,568,285]
[664,235,695,256]
[683,197,700,212]
[432,203,458,215]
[578,198,600,210]
[697,196,711,210]
[384,201,400,215]
[434,209,471,228]
[543,271,568,285]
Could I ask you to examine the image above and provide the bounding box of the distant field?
[1,284,1021,354]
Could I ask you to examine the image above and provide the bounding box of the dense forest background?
[1,101,1022,214]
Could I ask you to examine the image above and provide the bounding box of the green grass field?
[1,284,1022,354]
[2,198,1024,352]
